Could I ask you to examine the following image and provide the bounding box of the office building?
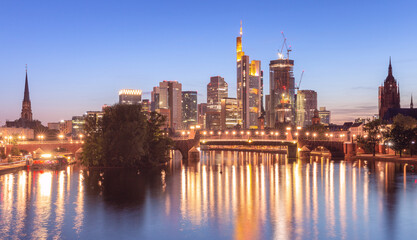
[318,107,331,125]
[296,90,317,127]
[182,91,197,129]
[142,99,150,113]
[198,103,208,128]
[267,58,295,127]
[72,116,85,139]
[119,89,142,105]
[151,81,182,130]
[221,98,240,130]
[236,22,262,129]
[207,76,228,111]
[206,111,221,131]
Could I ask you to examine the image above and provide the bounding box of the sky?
[1,0,417,125]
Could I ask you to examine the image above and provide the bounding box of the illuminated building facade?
[59,120,73,135]
[318,107,331,125]
[198,103,208,128]
[267,58,295,127]
[182,91,197,129]
[221,98,240,130]
[296,90,317,127]
[142,99,150,113]
[236,22,262,129]
[151,81,182,130]
[72,116,85,138]
[118,89,142,105]
[378,58,400,119]
[206,111,221,130]
[207,76,228,111]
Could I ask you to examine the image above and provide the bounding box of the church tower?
[378,58,400,119]
[21,67,33,121]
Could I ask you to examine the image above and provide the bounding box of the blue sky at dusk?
[1,0,417,124]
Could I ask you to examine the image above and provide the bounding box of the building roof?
[382,108,417,123]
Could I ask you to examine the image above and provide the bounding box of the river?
[1,151,416,239]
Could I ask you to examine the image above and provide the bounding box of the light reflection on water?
[0,151,417,239]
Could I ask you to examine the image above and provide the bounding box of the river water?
[1,151,417,239]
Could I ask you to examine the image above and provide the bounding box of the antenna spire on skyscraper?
[240,20,242,36]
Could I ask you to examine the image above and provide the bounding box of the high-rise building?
[207,76,228,111]
[182,91,197,129]
[296,90,317,127]
[119,89,142,105]
[142,99,150,113]
[221,98,241,130]
[72,116,85,138]
[151,81,182,130]
[206,111,221,131]
[318,107,331,125]
[59,120,73,136]
[378,58,400,119]
[236,22,262,129]
[267,58,295,127]
[198,103,208,129]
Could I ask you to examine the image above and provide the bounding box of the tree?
[386,114,417,157]
[82,104,172,169]
[357,119,383,156]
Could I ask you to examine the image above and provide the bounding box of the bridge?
[3,141,83,158]
[173,129,348,160]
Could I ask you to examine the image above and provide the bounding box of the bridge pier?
[287,144,298,159]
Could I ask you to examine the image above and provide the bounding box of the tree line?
[81,104,172,169]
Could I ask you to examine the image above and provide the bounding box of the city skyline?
[1,1,417,125]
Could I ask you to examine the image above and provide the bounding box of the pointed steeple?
[23,65,30,102]
[21,65,33,121]
[411,94,414,109]
[388,56,393,77]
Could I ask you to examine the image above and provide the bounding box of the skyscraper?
[318,107,331,125]
[221,98,241,130]
[378,58,400,119]
[236,22,262,129]
[207,76,228,111]
[198,103,208,128]
[182,91,197,129]
[118,89,142,105]
[151,81,182,130]
[296,90,317,127]
[267,58,295,127]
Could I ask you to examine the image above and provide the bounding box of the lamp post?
[411,141,415,157]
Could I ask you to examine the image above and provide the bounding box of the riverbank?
[0,162,26,175]
[353,153,417,164]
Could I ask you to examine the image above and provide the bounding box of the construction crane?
[279,31,292,59]
[295,70,304,91]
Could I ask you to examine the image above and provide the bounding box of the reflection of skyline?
[0,155,416,239]
[177,151,416,239]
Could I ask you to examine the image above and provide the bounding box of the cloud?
[350,86,375,91]
[329,105,377,123]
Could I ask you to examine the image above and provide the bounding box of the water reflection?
[0,154,417,239]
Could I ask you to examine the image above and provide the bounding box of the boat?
[31,154,69,169]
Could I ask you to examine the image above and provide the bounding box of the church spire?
[388,56,393,77]
[23,64,30,102]
[21,65,33,121]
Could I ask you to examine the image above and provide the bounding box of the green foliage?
[10,146,20,156]
[82,104,172,169]
[357,119,384,156]
[385,114,417,157]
